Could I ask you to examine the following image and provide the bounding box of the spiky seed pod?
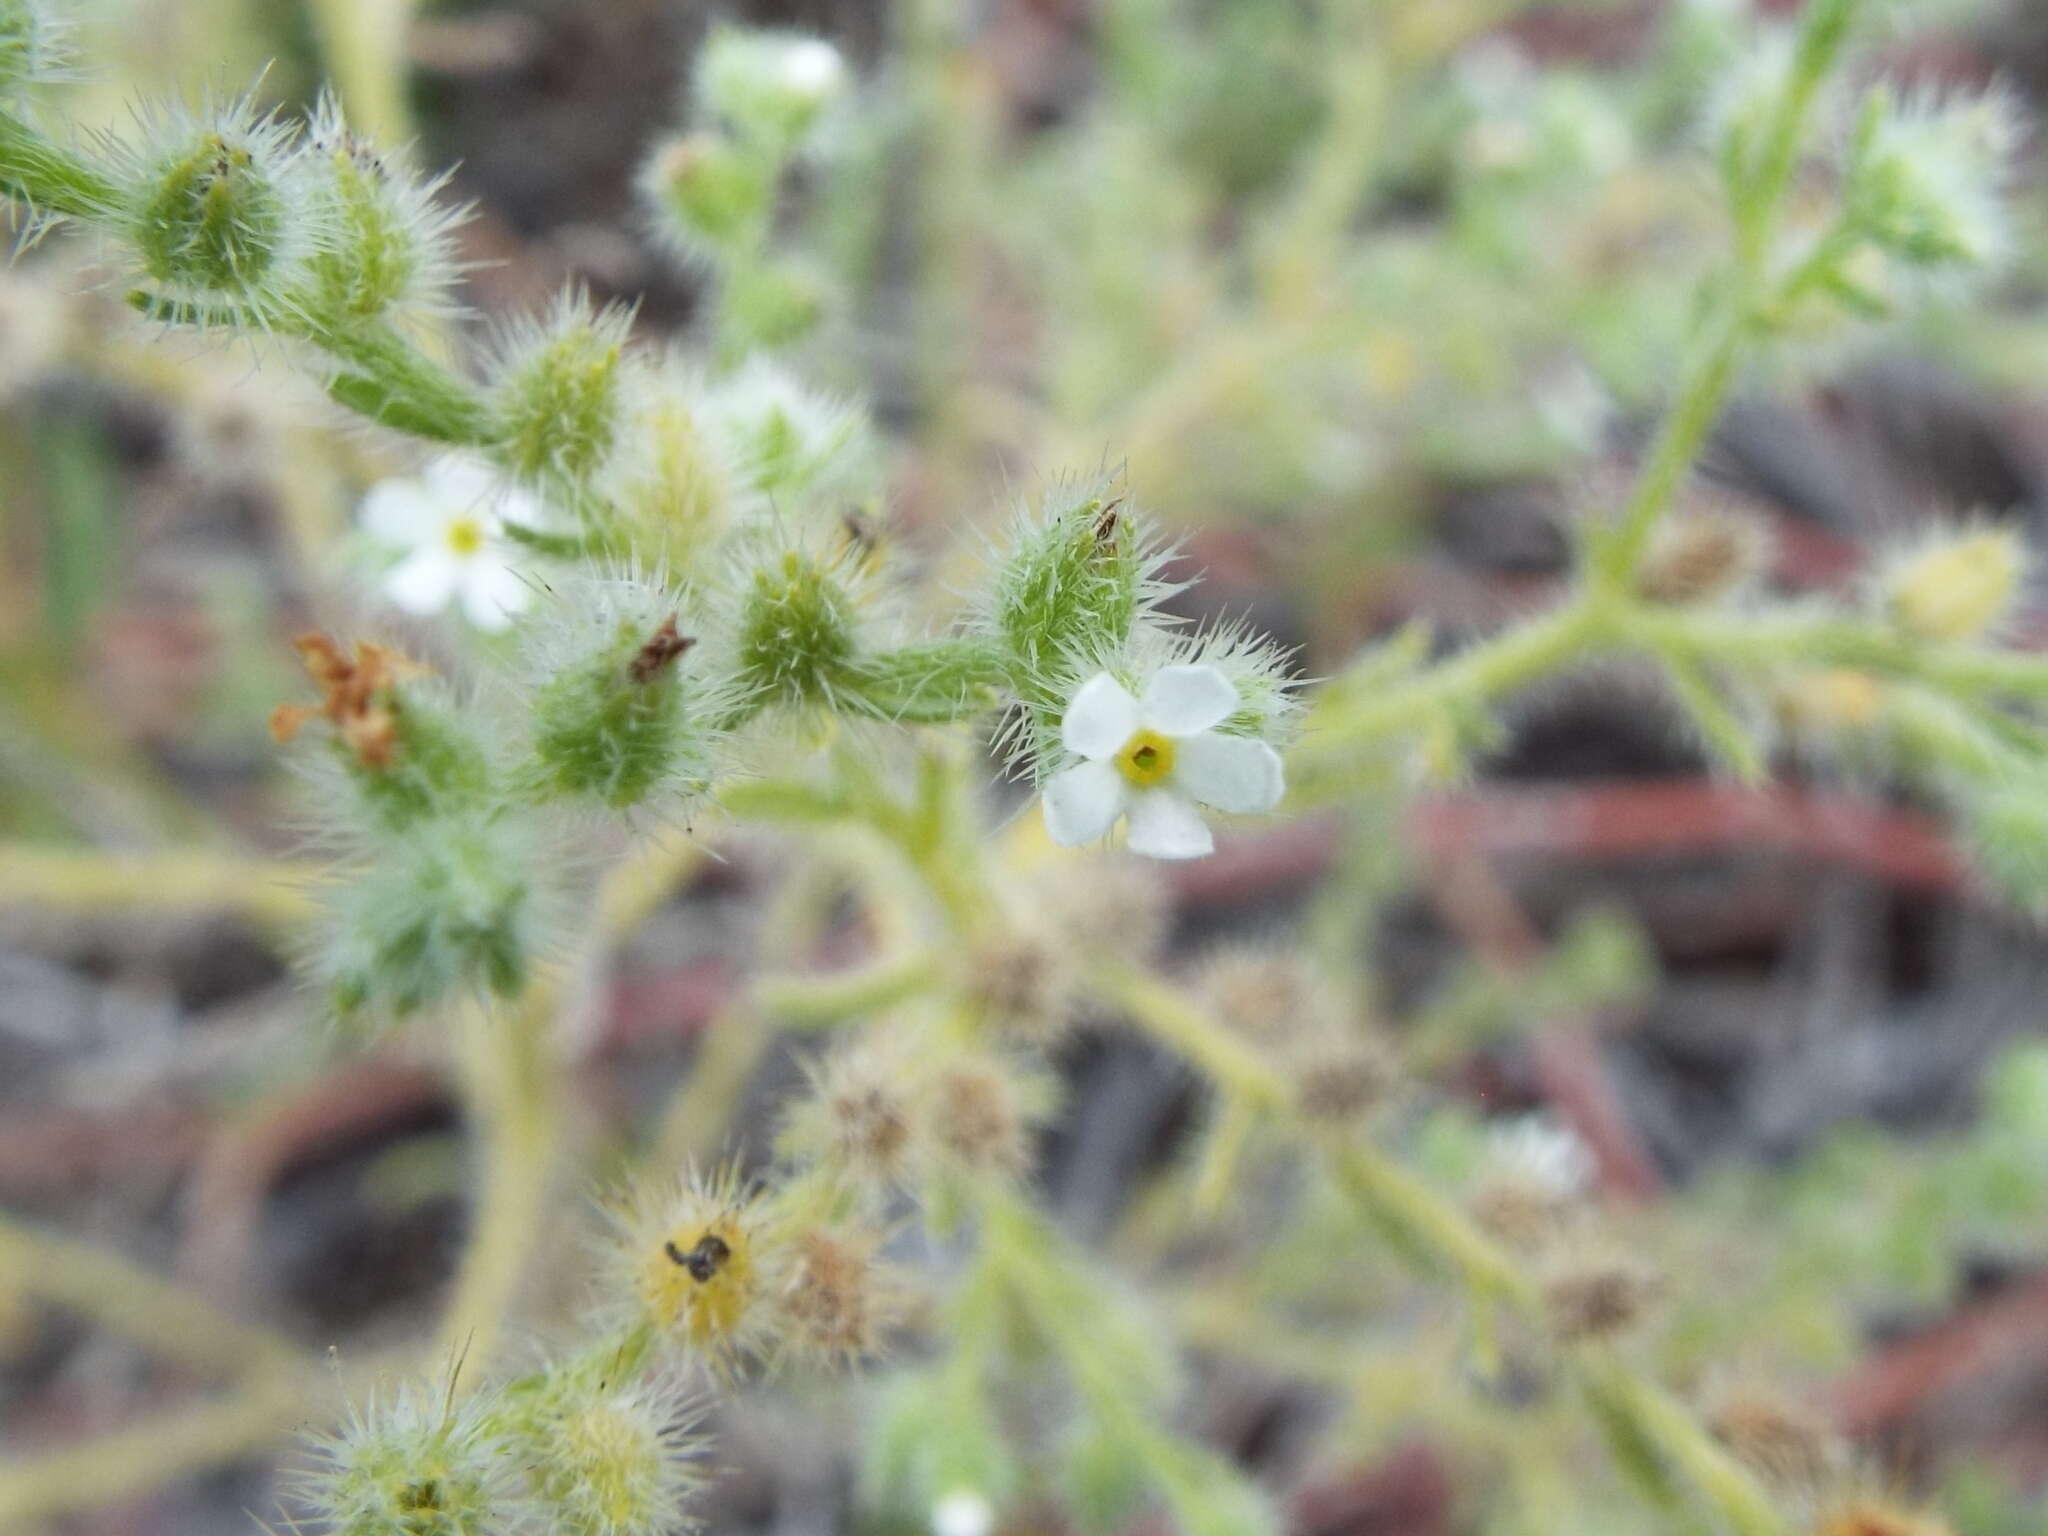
[1468,1173,1569,1252]
[782,1035,923,1202]
[487,290,632,492]
[979,481,1178,708]
[1636,507,1767,605]
[720,257,827,351]
[729,539,865,711]
[519,571,725,813]
[771,1225,899,1367]
[271,633,494,833]
[501,1369,704,1536]
[695,29,846,152]
[1289,1028,1398,1125]
[113,93,321,310]
[961,921,1078,1041]
[637,132,773,269]
[928,1054,1051,1180]
[1542,1253,1663,1343]
[299,95,467,324]
[293,1384,520,1536]
[1884,526,2024,645]
[317,813,544,1019]
[1030,856,1170,969]
[1703,1381,1841,1492]
[610,1166,778,1371]
[1196,945,1325,1047]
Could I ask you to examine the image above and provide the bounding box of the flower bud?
[295,1385,517,1536]
[503,1369,703,1536]
[519,571,724,812]
[637,131,772,267]
[928,1053,1050,1179]
[702,359,873,506]
[1847,86,2020,284]
[117,94,317,308]
[487,290,631,492]
[720,257,827,351]
[1884,526,2023,644]
[318,813,543,1019]
[696,29,846,152]
[729,539,866,710]
[980,481,1174,695]
[300,96,466,323]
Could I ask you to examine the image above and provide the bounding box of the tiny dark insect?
[630,614,695,682]
[664,1232,732,1283]
[1092,496,1125,549]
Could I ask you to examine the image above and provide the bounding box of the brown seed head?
[1543,1255,1662,1342]
[1705,1382,1840,1491]
[629,614,694,683]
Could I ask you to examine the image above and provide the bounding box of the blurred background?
[5,0,2048,1532]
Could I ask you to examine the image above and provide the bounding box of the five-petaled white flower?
[361,454,542,633]
[1042,665,1284,860]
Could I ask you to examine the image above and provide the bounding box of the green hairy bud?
[488,290,632,489]
[118,96,314,307]
[295,1388,517,1536]
[321,814,542,1019]
[696,28,846,152]
[638,131,772,265]
[732,541,864,710]
[496,1369,703,1536]
[301,95,466,323]
[522,572,723,811]
[982,482,1176,698]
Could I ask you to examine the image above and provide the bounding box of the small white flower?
[1042,665,1284,861]
[930,1490,994,1536]
[360,454,542,632]
[779,38,845,101]
[1489,1114,1595,1201]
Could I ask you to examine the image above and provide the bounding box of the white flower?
[779,38,845,101]
[1041,665,1284,861]
[360,454,542,632]
[930,1491,994,1536]
[1489,1115,1595,1200]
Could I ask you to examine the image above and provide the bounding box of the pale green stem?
[433,991,558,1377]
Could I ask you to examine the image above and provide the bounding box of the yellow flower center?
[1115,727,1176,787]
[445,516,485,557]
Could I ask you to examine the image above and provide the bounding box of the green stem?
[434,990,559,1378]
[0,109,119,218]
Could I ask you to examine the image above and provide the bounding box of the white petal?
[1124,790,1214,860]
[1172,731,1285,814]
[384,546,460,614]
[1061,674,1141,760]
[1139,664,1240,737]
[422,452,500,510]
[459,557,532,631]
[360,479,437,547]
[1042,759,1127,846]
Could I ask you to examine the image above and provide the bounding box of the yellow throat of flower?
[445,516,485,556]
[1115,727,1176,788]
